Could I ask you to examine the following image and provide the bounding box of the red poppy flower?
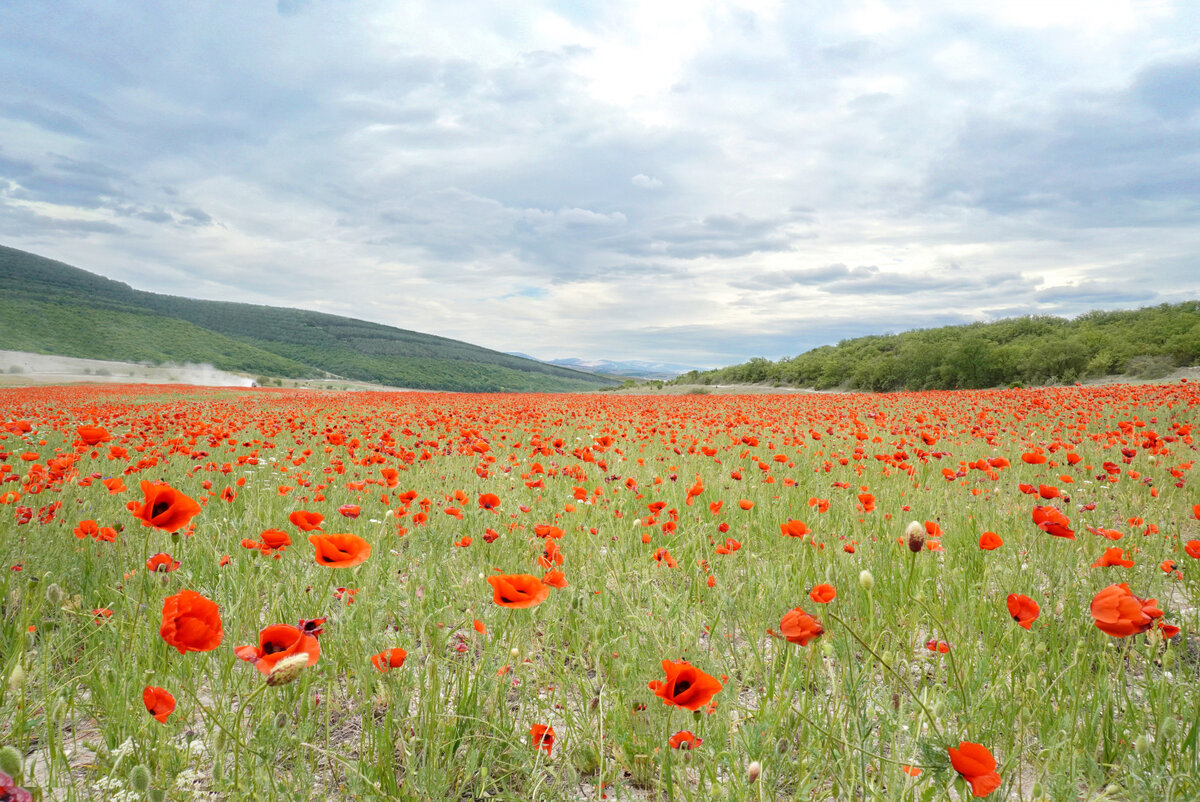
[337,504,361,518]
[925,640,951,653]
[542,569,568,589]
[0,769,32,802]
[780,520,810,538]
[308,533,371,568]
[530,724,555,755]
[129,481,201,533]
[1092,547,1134,568]
[948,741,1002,797]
[1090,583,1162,637]
[487,574,550,608]
[478,493,500,510]
[289,510,324,531]
[1031,505,1074,539]
[668,730,703,749]
[978,532,1003,550]
[1185,540,1200,560]
[808,584,836,604]
[371,647,408,672]
[76,426,111,445]
[142,686,176,723]
[1005,594,1039,629]
[259,529,292,552]
[779,607,824,645]
[146,552,180,573]
[714,538,741,554]
[160,589,223,654]
[236,624,321,675]
[648,659,723,711]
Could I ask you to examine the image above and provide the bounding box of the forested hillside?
[0,245,617,392]
[674,303,1200,391]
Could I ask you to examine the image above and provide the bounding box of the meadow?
[0,381,1198,801]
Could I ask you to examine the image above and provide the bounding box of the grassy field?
[0,382,1198,800]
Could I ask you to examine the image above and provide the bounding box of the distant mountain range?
[509,354,700,380]
[0,245,619,393]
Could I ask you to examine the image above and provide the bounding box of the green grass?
[0,382,1197,800]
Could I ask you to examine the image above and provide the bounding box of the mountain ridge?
[0,245,618,393]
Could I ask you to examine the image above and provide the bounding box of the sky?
[1,0,1198,369]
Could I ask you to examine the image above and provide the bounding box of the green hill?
[673,302,1200,392]
[0,245,617,392]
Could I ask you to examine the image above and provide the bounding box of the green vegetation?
[674,303,1200,391]
[0,245,617,392]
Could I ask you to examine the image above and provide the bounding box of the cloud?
[631,173,662,189]
[0,1,1196,367]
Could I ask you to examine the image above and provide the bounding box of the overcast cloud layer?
[2,0,1198,367]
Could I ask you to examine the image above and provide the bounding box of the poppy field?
[1,382,1199,801]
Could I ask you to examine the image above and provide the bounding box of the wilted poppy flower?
[308,533,371,567]
[648,659,723,711]
[129,481,201,533]
[530,724,555,755]
[142,686,175,723]
[289,510,324,531]
[779,607,824,645]
[160,589,223,654]
[146,552,180,573]
[1005,594,1039,629]
[978,532,1003,550]
[948,741,1002,797]
[669,730,703,749]
[487,574,550,608]
[809,584,836,604]
[371,647,408,672]
[1090,583,1162,637]
[236,624,320,675]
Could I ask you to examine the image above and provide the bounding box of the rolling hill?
[672,302,1200,392]
[0,245,618,392]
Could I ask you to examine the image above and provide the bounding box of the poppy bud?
[747,761,762,783]
[129,764,151,792]
[7,663,25,693]
[45,582,65,607]
[905,521,925,553]
[858,570,874,591]
[1135,734,1152,756]
[0,745,22,779]
[776,737,789,753]
[266,653,310,686]
[149,790,166,802]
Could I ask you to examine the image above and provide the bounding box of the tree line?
[672,302,1200,391]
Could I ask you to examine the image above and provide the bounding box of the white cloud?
[0,0,1197,367]
[631,173,663,189]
